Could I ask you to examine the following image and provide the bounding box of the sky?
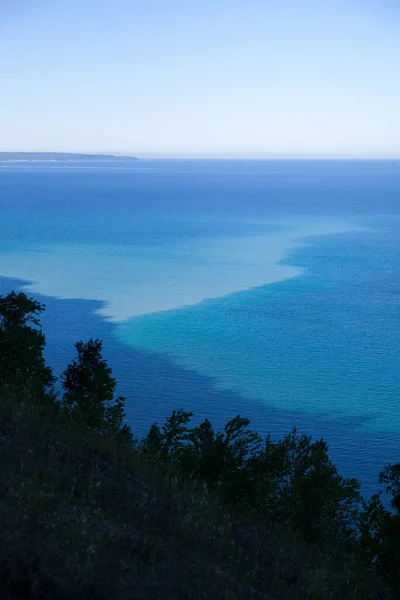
[0,0,399,158]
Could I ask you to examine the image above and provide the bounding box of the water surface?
[1,159,399,496]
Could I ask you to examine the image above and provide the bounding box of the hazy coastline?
[0,152,138,162]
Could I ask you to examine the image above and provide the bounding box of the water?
[1,159,399,497]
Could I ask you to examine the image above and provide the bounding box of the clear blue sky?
[1,0,399,157]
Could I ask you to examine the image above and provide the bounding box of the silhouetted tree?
[0,291,55,400]
[379,463,400,514]
[246,428,362,546]
[140,411,363,549]
[140,423,165,463]
[358,492,391,570]
[374,463,400,588]
[140,409,194,466]
[61,338,133,446]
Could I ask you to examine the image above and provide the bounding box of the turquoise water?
[1,159,399,495]
[117,225,400,434]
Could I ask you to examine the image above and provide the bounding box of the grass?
[0,389,394,599]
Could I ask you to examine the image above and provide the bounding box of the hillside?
[0,389,393,600]
[0,291,398,599]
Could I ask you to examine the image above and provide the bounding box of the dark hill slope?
[0,389,391,600]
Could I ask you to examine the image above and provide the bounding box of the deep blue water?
[1,159,399,498]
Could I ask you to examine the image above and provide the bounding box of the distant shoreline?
[0,152,138,162]
[0,160,136,163]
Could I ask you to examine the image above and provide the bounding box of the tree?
[0,291,55,400]
[140,423,165,463]
[61,338,133,446]
[141,411,362,546]
[379,463,400,514]
[246,428,362,545]
[375,463,400,587]
[187,415,263,499]
[357,492,391,570]
[140,409,194,466]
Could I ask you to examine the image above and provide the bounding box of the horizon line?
[1,150,400,161]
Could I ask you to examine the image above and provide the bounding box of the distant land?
[0,152,138,162]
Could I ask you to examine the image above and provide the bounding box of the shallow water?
[1,159,399,497]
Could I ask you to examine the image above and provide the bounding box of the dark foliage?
[61,338,134,448]
[0,292,55,400]
[0,291,399,598]
[140,415,362,551]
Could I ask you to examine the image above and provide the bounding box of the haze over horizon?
[1,0,399,158]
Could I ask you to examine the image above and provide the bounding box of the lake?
[1,159,399,497]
